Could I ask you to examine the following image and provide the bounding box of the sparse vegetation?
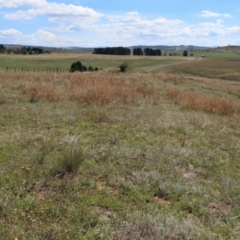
[0,50,240,239]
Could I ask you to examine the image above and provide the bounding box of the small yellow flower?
[14,237,18,240]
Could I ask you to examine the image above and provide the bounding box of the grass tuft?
[51,146,84,177]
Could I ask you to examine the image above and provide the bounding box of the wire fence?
[1,67,69,73]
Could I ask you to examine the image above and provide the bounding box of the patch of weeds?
[85,108,111,123]
[218,176,240,208]
[109,212,208,239]
[120,186,151,203]
[211,224,232,239]
[152,167,188,203]
[51,146,84,178]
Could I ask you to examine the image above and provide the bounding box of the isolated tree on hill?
[183,50,188,57]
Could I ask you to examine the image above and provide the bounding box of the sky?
[0,0,240,47]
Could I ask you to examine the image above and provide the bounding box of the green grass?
[188,49,237,58]
[0,55,240,239]
[0,51,197,72]
[165,49,238,58]
[0,49,236,73]
[167,57,240,82]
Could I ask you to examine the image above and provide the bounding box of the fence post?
[6,67,8,73]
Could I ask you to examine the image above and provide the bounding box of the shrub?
[88,66,93,71]
[119,62,129,72]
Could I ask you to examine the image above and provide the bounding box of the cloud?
[0,28,59,45]
[24,30,58,45]
[0,0,46,8]
[33,30,56,41]
[0,28,24,44]
[0,28,23,37]
[0,4,239,47]
[201,10,231,18]
[3,1,103,23]
[102,12,183,39]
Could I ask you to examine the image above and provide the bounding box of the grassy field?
[169,57,240,82]
[164,49,238,58]
[0,52,187,72]
[0,51,240,239]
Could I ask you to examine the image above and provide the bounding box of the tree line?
[93,47,163,56]
[70,61,100,72]
[93,47,131,55]
[0,44,50,54]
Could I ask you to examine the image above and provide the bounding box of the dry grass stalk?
[166,89,235,116]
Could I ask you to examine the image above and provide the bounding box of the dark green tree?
[82,66,87,72]
[0,44,5,53]
[144,48,161,56]
[133,48,143,55]
[70,61,83,72]
[93,47,131,55]
[183,50,188,57]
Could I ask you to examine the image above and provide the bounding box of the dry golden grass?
[166,88,235,116]
[154,72,178,82]
[0,72,158,105]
